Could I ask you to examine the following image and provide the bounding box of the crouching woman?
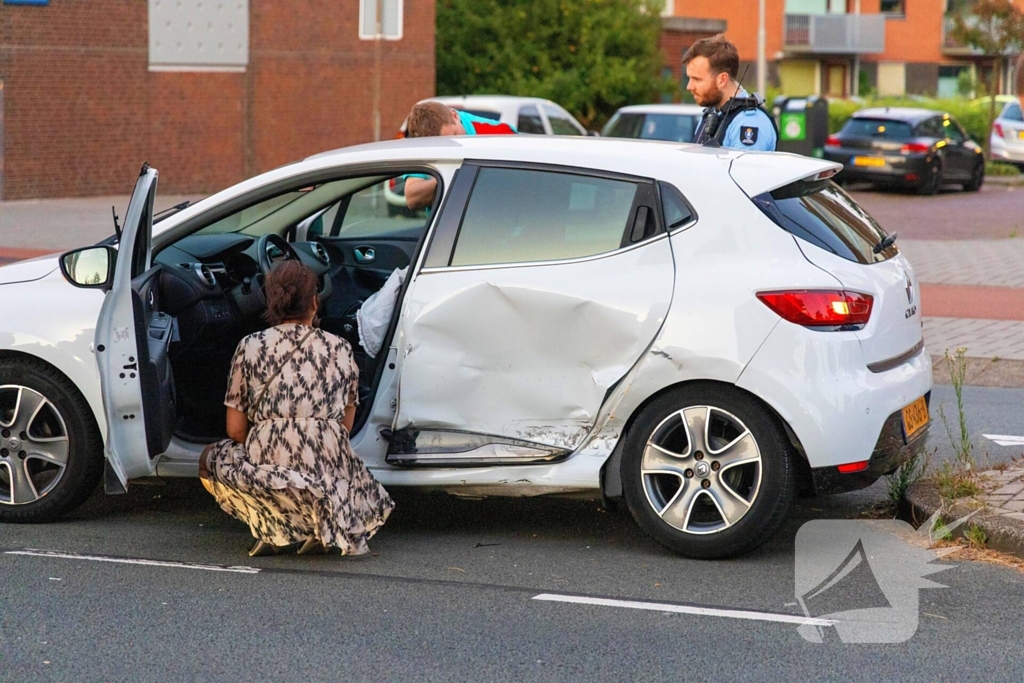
[199,260,394,557]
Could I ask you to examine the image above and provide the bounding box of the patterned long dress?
[204,323,394,555]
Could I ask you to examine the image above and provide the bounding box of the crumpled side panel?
[396,240,674,451]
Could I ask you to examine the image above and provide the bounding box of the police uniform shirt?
[720,88,777,152]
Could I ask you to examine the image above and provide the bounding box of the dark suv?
[824,107,984,195]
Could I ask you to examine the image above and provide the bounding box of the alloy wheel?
[641,405,762,535]
[0,385,70,505]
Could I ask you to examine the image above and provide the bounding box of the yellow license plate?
[902,396,929,438]
[853,156,886,167]
[1018,131,1024,140]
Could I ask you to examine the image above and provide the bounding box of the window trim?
[657,181,699,234]
[420,160,665,272]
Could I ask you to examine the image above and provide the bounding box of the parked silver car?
[990,100,1024,169]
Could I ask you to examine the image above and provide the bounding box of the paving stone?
[1005,513,1024,522]
[992,482,1024,496]
[901,239,1024,288]
[1003,501,1024,512]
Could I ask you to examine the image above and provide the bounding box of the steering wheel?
[255,233,301,275]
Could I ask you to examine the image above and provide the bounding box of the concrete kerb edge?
[905,480,1024,560]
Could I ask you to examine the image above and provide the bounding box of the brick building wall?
[0,1,435,200]
[660,16,728,94]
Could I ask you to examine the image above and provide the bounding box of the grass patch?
[986,161,1022,177]
[936,461,983,499]
[886,449,929,513]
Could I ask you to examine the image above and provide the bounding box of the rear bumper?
[824,151,931,185]
[990,138,1024,164]
[810,393,930,495]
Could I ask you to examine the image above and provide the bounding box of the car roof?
[851,107,945,123]
[422,95,561,111]
[155,137,837,238]
[613,104,705,115]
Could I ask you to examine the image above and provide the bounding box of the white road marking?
[532,593,836,626]
[4,549,260,575]
[983,434,1024,447]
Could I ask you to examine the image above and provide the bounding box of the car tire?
[963,160,985,192]
[0,356,103,523]
[621,384,795,559]
[917,162,942,195]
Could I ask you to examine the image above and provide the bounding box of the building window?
[880,0,905,15]
[661,0,674,16]
[149,0,248,72]
[360,0,403,40]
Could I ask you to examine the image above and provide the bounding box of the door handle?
[353,247,376,264]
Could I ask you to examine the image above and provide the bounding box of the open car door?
[95,164,176,489]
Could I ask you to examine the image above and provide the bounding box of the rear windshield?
[751,179,898,264]
[1002,102,1023,122]
[602,113,699,143]
[841,118,913,139]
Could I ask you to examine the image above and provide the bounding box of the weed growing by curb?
[965,524,988,550]
[886,449,929,512]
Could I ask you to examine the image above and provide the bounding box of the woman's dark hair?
[264,260,318,325]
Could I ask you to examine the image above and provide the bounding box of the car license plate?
[902,396,929,439]
[1018,131,1024,140]
[853,156,886,167]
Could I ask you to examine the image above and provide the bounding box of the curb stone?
[905,479,1024,560]
[984,175,1024,186]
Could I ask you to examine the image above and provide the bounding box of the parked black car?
[824,108,984,195]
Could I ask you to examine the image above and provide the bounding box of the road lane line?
[532,593,836,626]
[983,434,1024,447]
[4,548,260,574]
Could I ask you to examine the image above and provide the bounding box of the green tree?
[948,0,1024,155]
[436,0,671,130]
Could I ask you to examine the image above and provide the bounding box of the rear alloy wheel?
[622,385,795,559]
[0,358,103,522]
[963,160,984,192]
[917,162,942,195]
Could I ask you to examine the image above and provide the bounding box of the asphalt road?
[2,387,1023,682]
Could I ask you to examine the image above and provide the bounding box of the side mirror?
[588,130,601,137]
[60,246,116,289]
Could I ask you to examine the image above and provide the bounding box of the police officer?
[684,35,777,152]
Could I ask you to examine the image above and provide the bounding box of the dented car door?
[391,163,674,466]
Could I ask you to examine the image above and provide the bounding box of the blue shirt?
[720,90,777,152]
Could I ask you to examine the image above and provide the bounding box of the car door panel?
[95,165,175,485]
[394,164,674,461]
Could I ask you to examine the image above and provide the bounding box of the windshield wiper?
[154,200,191,222]
[873,231,898,254]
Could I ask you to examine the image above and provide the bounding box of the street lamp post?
[757,0,767,98]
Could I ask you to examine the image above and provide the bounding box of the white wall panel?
[149,0,249,71]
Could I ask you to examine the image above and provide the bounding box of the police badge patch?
[741,126,758,146]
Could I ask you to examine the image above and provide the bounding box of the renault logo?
[905,272,915,305]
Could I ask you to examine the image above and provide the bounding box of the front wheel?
[963,160,984,192]
[0,357,103,522]
[622,385,796,559]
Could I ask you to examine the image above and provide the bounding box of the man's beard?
[696,82,723,108]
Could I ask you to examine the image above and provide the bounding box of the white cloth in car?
[356,267,408,359]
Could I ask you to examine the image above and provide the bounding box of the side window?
[450,168,642,267]
[942,117,964,143]
[334,177,429,239]
[542,104,585,136]
[916,118,940,138]
[517,106,546,134]
[660,182,696,231]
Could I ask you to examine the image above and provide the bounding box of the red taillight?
[825,134,841,148]
[900,142,931,154]
[837,460,869,474]
[756,290,874,328]
[389,178,398,189]
[993,122,1005,138]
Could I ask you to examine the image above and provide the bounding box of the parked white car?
[601,104,705,143]
[990,100,1024,169]
[0,137,931,558]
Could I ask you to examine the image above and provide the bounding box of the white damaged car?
[0,136,931,558]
